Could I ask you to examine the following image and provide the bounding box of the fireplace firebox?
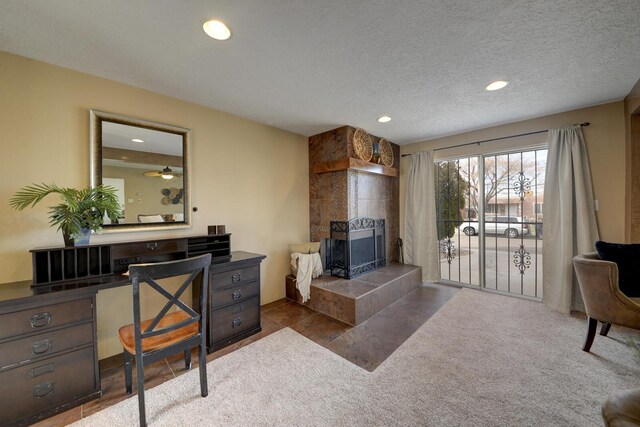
[329,218,385,279]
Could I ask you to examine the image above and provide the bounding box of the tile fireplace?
[329,217,386,279]
[309,126,400,265]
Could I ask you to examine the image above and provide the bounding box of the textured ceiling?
[1,1,639,144]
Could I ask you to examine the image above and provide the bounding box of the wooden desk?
[0,249,265,426]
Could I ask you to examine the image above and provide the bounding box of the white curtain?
[404,151,439,281]
[543,126,599,314]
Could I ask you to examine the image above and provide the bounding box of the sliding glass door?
[435,149,546,299]
[435,156,481,287]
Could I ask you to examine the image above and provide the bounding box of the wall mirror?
[90,110,191,232]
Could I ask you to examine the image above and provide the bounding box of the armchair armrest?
[573,253,640,329]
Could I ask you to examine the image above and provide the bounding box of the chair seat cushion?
[118,310,198,355]
[595,241,640,297]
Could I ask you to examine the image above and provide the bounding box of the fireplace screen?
[329,218,385,279]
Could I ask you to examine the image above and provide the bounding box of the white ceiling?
[1,1,639,144]
[102,122,183,156]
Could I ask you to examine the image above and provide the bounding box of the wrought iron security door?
[435,149,545,299]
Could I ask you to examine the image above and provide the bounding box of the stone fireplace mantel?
[312,157,398,177]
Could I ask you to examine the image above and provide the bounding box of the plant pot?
[63,231,74,247]
[74,228,91,246]
[63,228,91,247]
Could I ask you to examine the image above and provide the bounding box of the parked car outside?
[459,215,529,238]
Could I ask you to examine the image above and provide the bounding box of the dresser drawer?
[211,265,259,290]
[0,298,93,340]
[209,297,260,344]
[0,322,94,370]
[210,280,259,310]
[0,347,97,426]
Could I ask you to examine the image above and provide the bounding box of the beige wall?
[103,165,184,223]
[400,101,627,246]
[0,51,309,358]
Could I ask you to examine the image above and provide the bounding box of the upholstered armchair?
[572,252,640,352]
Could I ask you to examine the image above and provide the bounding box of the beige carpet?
[72,289,640,426]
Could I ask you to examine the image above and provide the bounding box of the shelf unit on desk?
[29,234,233,286]
[31,245,112,286]
[187,233,231,261]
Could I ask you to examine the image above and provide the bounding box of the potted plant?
[10,183,122,246]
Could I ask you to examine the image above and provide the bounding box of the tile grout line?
[260,299,288,316]
[287,310,355,347]
[323,324,355,346]
[278,310,319,329]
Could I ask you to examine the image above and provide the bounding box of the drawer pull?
[232,318,242,328]
[30,312,52,328]
[232,272,242,283]
[30,363,55,378]
[33,381,55,398]
[232,290,242,300]
[147,242,158,251]
[32,339,53,355]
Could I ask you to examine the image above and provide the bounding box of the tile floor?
[33,283,458,426]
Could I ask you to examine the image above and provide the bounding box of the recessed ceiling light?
[486,80,509,91]
[203,19,231,40]
[131,138,144,143]
[378,116,391,123]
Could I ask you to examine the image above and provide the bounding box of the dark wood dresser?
[0,288,100,426]
[0,236,264,426]
[194,251,266,352]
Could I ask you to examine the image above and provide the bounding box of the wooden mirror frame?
[90,110,191,233]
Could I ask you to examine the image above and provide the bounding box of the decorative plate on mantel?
[351,128,373,162]
[379,138,394,167]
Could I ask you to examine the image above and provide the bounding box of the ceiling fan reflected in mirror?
[143,166,183,180]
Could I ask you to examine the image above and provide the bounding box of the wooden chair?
[117,254,211,426]
[572,253,640,352]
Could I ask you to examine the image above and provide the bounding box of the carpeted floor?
[72,288,640,426]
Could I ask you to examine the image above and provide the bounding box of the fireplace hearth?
[329,218,386,279]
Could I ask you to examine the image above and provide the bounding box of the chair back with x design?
[120,253,211,426]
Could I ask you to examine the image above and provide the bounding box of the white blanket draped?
[290,252,323,303]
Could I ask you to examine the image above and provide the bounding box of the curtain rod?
[400,122,590,157]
